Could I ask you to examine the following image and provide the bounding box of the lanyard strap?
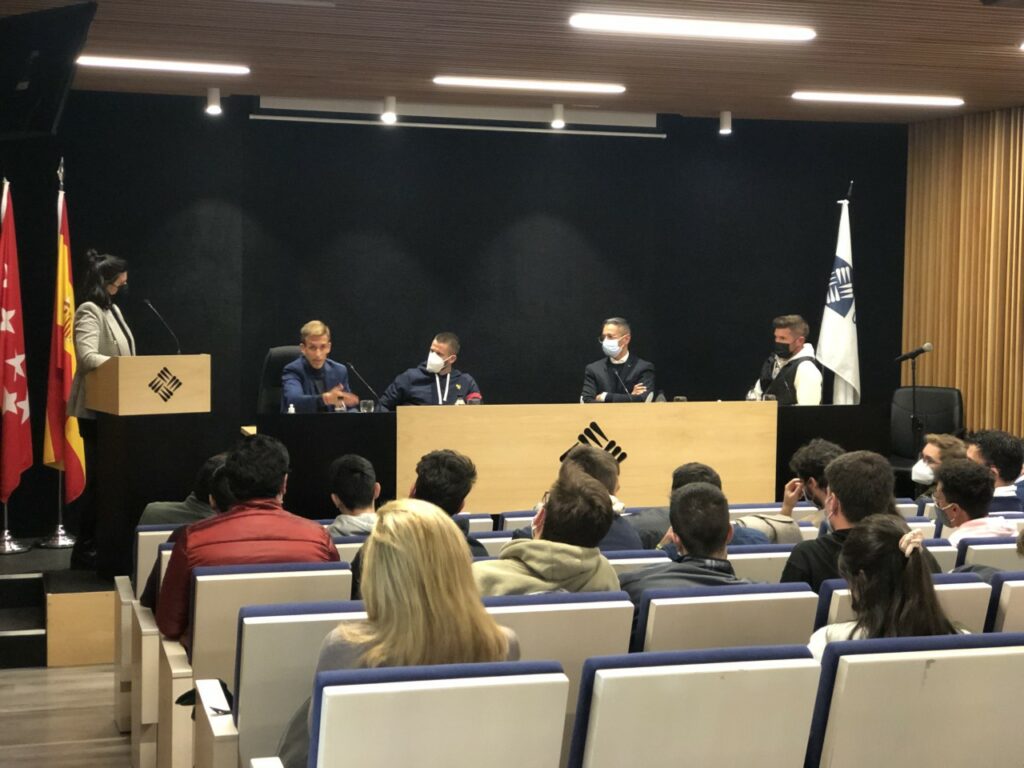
[435,373,450,405]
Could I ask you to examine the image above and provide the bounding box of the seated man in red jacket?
[156,434,339,653]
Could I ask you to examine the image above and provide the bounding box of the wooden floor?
[0,664,129,768]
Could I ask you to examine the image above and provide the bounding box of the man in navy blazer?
[581,317,656,403]
[281,320,360,413]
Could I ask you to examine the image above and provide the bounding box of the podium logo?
[148,367,183,402]
[559,421,628,463]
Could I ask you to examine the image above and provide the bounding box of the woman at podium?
[67,250,135,568]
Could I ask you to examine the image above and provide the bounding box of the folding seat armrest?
[159,638,196,768]
[131,603,161,724]
[250,759,285,768]
[114,575,135,732]
[195,678,239,768]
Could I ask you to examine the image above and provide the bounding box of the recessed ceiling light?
[569,13,815,42]
[792,91,963,107]
[77,55,250,75]
[433,75,625,94]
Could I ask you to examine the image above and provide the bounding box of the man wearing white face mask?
[581,317,656,403]
[378,332,481,410]
[911,433,966,512]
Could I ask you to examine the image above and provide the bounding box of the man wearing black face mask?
[748,314,822,405]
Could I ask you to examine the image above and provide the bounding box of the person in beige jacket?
[474,466,619,596]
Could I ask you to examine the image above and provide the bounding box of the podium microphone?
[894,342,933,363]
[346,362,382,402]
[142,299,181,354]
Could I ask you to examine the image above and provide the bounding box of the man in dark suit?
[281,320,359,413]
[580,317,656,403]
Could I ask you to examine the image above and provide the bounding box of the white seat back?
[964,542,1022,570]
[824,580,991,633]
[605,555,670,576]
[924,542,957,571]
[727,551,790,583]
[991,578,1024,632]
[135,527,177,596]
[332,540,364,563]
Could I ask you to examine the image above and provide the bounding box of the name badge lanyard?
[435,373,450,405]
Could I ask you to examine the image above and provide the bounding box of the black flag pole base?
[38,525,76,549]
[0,528,30,555]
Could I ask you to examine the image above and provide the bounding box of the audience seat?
[158,562,352,768]
[195,601,367,768]
[453,512,496,533]
[636,583,818,652]
[814,573,991,633]
[805,632,1024,767]
[472,531,513,557]
[330,535,365,563]
[256,661,570,768]
[727,544,795,583]
[567,645,819,768]
[602,549,670,575]
[923,538,956,571]
[985,571,1024,632]
[954,536,1020,569]
[798,521,818,541]
[134,524,181,594]
[499,511,534,531]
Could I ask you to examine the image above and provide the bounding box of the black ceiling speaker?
[0,2,97,140]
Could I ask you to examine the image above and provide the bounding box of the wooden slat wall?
[904,109,1024,434]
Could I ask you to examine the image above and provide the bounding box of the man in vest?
[749,314,822,405]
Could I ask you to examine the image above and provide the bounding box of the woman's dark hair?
[80,249,127,309]
[838,514,957,639]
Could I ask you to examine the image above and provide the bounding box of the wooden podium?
[397,402,777,513]
[85,354,211,415]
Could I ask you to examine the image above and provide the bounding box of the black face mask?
[112,284,129,300]
[773,341,793,359]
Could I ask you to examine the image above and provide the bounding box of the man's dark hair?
[224,434,290,502]
[669,482,731,556]
[209,466,236,513]
[773,314,810,339]
[967,430,1024,484]
[603,317,631,335]
[193,453,228,501]
[543,466,614,548]
[824,450,896,522]
[671,462,722,491]
[434,332,461,355]
[563,444,619,494]
[413,449,477,516]
[935,458,995,520]
[329,454,377,511]
[789,439,845,489]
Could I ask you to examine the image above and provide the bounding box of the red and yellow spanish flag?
[42,189,86,502]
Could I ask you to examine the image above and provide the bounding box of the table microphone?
[612,368,632,397]
[345,362,382,402]
[142,299,181,354]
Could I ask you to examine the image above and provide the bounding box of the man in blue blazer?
[281,320,359,413]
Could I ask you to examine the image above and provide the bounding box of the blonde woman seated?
[277,498,519,768]
[808,514,963,659]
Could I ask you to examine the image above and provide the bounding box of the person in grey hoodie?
[326,455,379,537]
[473,465,619,596]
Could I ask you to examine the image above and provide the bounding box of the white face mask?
[601,338,621,357]
[911,459,935,485]
[425,351,447,374]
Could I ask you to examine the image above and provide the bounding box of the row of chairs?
[242,630,1024,767]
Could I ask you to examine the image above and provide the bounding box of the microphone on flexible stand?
[611,368,632,397]
[894,342,933,363]
[142,299,181,354]
[345,362,382,402]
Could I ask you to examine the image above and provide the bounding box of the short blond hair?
[300,320,330,342]
[924,433,966,462]
[339,499,508,667]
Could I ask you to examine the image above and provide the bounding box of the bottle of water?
[287,403,296,414]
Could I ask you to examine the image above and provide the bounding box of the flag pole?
[0,501,30,554]
[39,158,76,550]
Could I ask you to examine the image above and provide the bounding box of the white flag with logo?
[817,199,861,405]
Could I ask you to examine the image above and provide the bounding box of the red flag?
[0,180,33,502]
[43,190,86,503]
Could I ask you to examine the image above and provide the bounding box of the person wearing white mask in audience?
[581,317,656,403]
[912,433,967,512]
[378,332,481,409]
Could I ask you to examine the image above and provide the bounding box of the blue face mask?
[602,338,621,357]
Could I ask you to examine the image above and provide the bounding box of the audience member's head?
[329,454,379,513]
[224,434,289,502]
[789,439,845,508]
[934,458,995,526]
[966,430,1024,487]
[412,449,477,516]
[192,453,227,503]
[670,462,722,491]
[535,466,614,548]
[350,498,508,667]
[839,514,957,639]
[208,466,236,513]
[668,482,732,558]
[922,433,967,467]
[563,444,620,495]
[824,450,896,526]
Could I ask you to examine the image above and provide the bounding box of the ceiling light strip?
[792,91,963,106]
[77,55,250,75]
[569,13,815,41]
[433,76,625,94]
[250,113,664,139]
